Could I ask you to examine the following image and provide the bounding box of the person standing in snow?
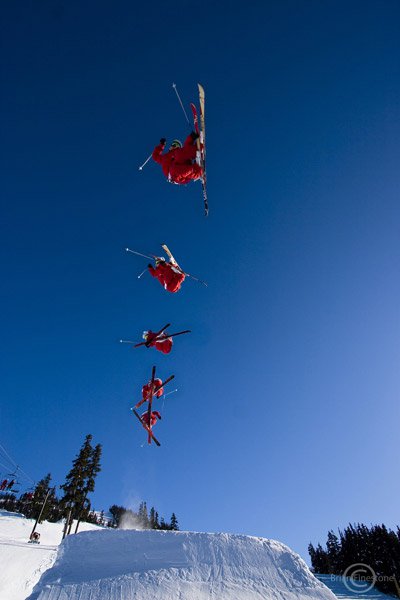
[142,330,173,354]
[141,410,162,428]
[152,132,203,185]
[148,258,185,293]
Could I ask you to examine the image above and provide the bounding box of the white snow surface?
[0,510,100,600]
[26,528,337,600]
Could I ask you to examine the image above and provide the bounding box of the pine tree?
[326,530,340,572]
[109,505,126,528]
[138,501,149,528]
[32,474,56,522]
[74,443,102,534]
[149,507,159,529]
[170,513,179,531]
[60,434,102,537]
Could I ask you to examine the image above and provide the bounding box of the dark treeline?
[0,434,103,534]
[309,523,400,597]
[109,502,179,531]
[0,434,179,535]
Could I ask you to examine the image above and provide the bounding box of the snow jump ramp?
[27,529,336,600]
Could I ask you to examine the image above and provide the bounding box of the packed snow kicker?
[26,529,336,600]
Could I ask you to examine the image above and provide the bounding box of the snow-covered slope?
[0,510,100,600]
[27,528,336,600]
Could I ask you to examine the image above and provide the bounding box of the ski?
[131,409,161,447]
[135,374,175,409]
[198,83,206,163]
[146,366,156,444]
[147,366,156,444]
[190,97,208,217]
[162,244,208,287]
[161,244,178,266]
[120,323,171,348]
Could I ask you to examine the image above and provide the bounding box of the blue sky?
[1,0,400,560]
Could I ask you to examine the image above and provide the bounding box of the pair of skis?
[161,243,207,287]
[131,366,175,447]
[120,322,191,349]
[190,84,208,217]
[134,373,175,409]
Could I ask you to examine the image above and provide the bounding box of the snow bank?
[27,529,336,600]
[0,510,100,600]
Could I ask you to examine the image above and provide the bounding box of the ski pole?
[163,389,178,400]
[185,273,208,287]
[138,153,152,171]
[120,340,136,344]
[172,83,191,127]
[125,248,156,261]
[137,268,147,279]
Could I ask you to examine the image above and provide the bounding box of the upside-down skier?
[142,330,173,354]
[148,257,185,293]
[152,132,203,185]
[142,377,164,402]
[141,410,162,428]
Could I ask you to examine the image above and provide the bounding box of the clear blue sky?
[1,0,400,561]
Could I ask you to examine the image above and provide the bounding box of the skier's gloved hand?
[160,138,166,145]
[190,131,199,141]
[148,263,152,268]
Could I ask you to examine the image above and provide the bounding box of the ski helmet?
[142,331,149,340]
[169,139,182,150]
[155,256,165,265]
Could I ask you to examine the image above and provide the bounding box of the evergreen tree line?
[109,501,179,531]
[0,434,102,535]
[309,523,400,597]
[0,434,179,535]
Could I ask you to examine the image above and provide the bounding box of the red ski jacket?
[152,134,203,185]
[141,410,161,427]
[142,378,164,400]
[146,330,173,354]
[148,262,185,293]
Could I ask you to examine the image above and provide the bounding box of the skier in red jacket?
[148,258,185,293]
[143,330,173,354]
[152,132,203,185]
[142,378,164,402]
[141,410,161,428]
